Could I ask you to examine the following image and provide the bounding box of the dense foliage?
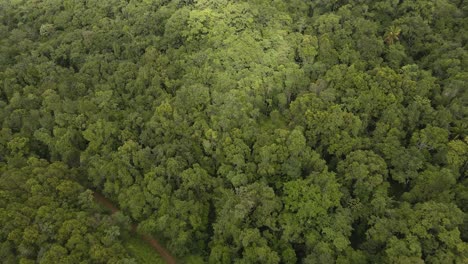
[0,159,134,263]
[1,0,467,263]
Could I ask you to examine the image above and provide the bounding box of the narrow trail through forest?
[93,192,177,264]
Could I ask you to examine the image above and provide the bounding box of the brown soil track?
[93,192,177,264]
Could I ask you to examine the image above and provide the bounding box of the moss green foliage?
[124,237,164,264]
[1,0,467,263]
[0,159,134,263]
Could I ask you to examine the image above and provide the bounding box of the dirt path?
[93,192,177,264]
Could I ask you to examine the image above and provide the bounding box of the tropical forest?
[0,0,467,263]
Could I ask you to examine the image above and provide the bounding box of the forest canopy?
[0,0,467,263]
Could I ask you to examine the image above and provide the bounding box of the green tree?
[384,26,401,45]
